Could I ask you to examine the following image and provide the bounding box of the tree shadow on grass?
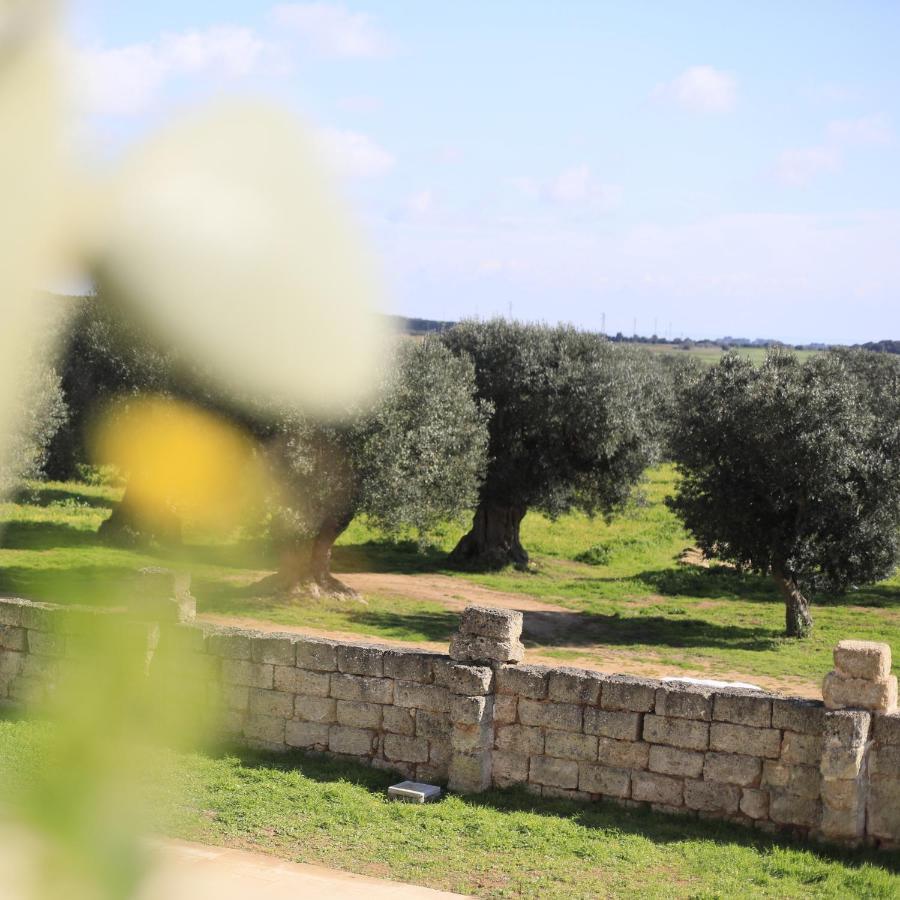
[11,485,115,510]
[224,745,900,874]
[0,521,101,551]
[332,540,448,575]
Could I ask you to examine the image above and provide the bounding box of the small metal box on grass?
[387,781,442,803]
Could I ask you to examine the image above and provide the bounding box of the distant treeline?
[855,340,900,355]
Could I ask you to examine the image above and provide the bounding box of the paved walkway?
[140,838,471,899]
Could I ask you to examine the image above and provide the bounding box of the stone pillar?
[446,606,524,793]
[129,567,196,624]
[819,640,895,843]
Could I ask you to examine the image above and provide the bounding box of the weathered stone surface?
[545,731,598,762]
[820,743,866,780]
[643,715,709,751]
[452,722,492,753]
[703,752,762,787]
[221,659,274,689]
[820,777,864,811]
[383,649,439,683]
[709,723,781,758]
[0,599,33,628]
[834,639,892,681]
[762,762,821,799]
[336,700,382,729]
[221,684,249,711]
[206,632,252,660]
[496,724,545,755]
[493,694,518,724]
[583,708,642,741]
[250,635,295,666]
[0,626,26,652]
[248,687,293,718]
[867,778,900,839]
[547,668,602,705]
[415,710,451,740]
[496,664,548,699]
[429,738,452,769]
[530,755,579,789]
[26,630,65,657]
[295,638,337,672]
[273,666,330,696]
[449,632,524,665]
[243,714,285,744]
[713,691,772,728]
[869,743,900,778]
[631,771,683,806]
[450,694,492,725]
[768,792,819,828]
[518,698,582,731]
[294,695,336,723]
[383,733,429,763]
[822,671,897,713]
[440,663,494,696]
[328,725,376,756]
[824,709,871,747]
[459,605,523,641]
[578,763,631,798]
[820,804,865,840]
[649,745,704,778]
[336,643,385,677]
[780,731,822,766]
[448,750,491,793]
[655,685,713,721]
[395,681,449,713]
[330,674,393,704]
[772,698,825,734]
[493,750,529,786]
[873,713,900,745]
[600,676,656,712]
[597,736,650,769]
[740,787,769,819]
[382,705,415,735]
[684,779,741,814]
[285,720,329,749]
[0,650,24,678]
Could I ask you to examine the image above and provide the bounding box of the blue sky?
[68,2,900,342]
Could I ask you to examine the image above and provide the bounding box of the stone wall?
[0,593,897,849]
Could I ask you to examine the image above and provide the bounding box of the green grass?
[638,343,823,366]
[0,716,896,899]
[2,467,899,690]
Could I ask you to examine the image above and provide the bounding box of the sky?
[66,1,900,343]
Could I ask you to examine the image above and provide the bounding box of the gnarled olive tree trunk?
[450,501,529,570]
[773,566,813,638]
[97,482,182,547]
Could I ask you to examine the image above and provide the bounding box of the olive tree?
[260,336,490,596]
[441,319,667,569]
[667,349,900,638]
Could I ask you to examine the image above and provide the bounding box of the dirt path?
[201,571,821,698]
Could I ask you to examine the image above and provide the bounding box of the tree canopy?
[441,319,667,569]
[667,349,900,637]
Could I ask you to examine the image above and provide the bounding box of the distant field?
[636,343,823,365]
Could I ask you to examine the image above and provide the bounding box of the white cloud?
[271,3,390,58]
[826,114,893,147]
[654,65,737,114]
[510,165,622,212]
[315,127,395,177]
[775,146,841,187]
[76,26,268,116]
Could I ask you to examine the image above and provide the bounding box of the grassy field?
[0,715,897,899]
[1,466,898,690]
[638,343,822,365]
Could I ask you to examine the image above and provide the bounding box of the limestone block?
[820,743,866,780]
[761,762,821,799]
[683,779,741,814]
[768,792,820,828]
[867,777,900,840]
[221,658,273,689]
[712,690,772,728]
[395,681,449,713]
[415,710,451,740]
[448,750,491,793]
[834,639,892,681]
[493,694,518,725]
[330,673,394,704]
[584,708,643,741]
[820,805,865,841]
[740,787,769,819]
[450,694,492,725]
[248,687,294,718]
[600,676,657,712]
[206,632,252,660]
[221,684,249,712]
[873,713,900,745]
[493,750,529,786]
[649,745,705,778]
[452,722,492,753]
[780,731,822,766]
[496,664,548,699]
[294,695,336,723]
[518,698,582,731]
[597,736,650,769]
[273,666,330,696]
[243,714,285,744]
[655,685,713,721]
[547,668,602,705]
[295,638,337,672]
[383,649,439,683]
[250,635,296,667]
[449,632,524,665]
[578,763,631,798]
[26,630,65,658]
[631,771,683,806]
[868,743,900,778]
[383,734,429,763]
[429,738,452,769]
[496,724,545,755]
[820,777,864,812]
[703,752,762,787]
[285,720,329,749]
[709,723,781,758]
[382,706,416,736]
[336,643,385,677]
[544,730,598,762]
[530,755,579,789]
[0,626,26,652]
[823,709,871,747]
[643,714,710,751]
[459,606,523,641]
[439,663,494,696]
[328,725,377,756]
[822,671,897,713]
[336,700,382,729]
[0,650,24,679]
[772,698,825,734]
